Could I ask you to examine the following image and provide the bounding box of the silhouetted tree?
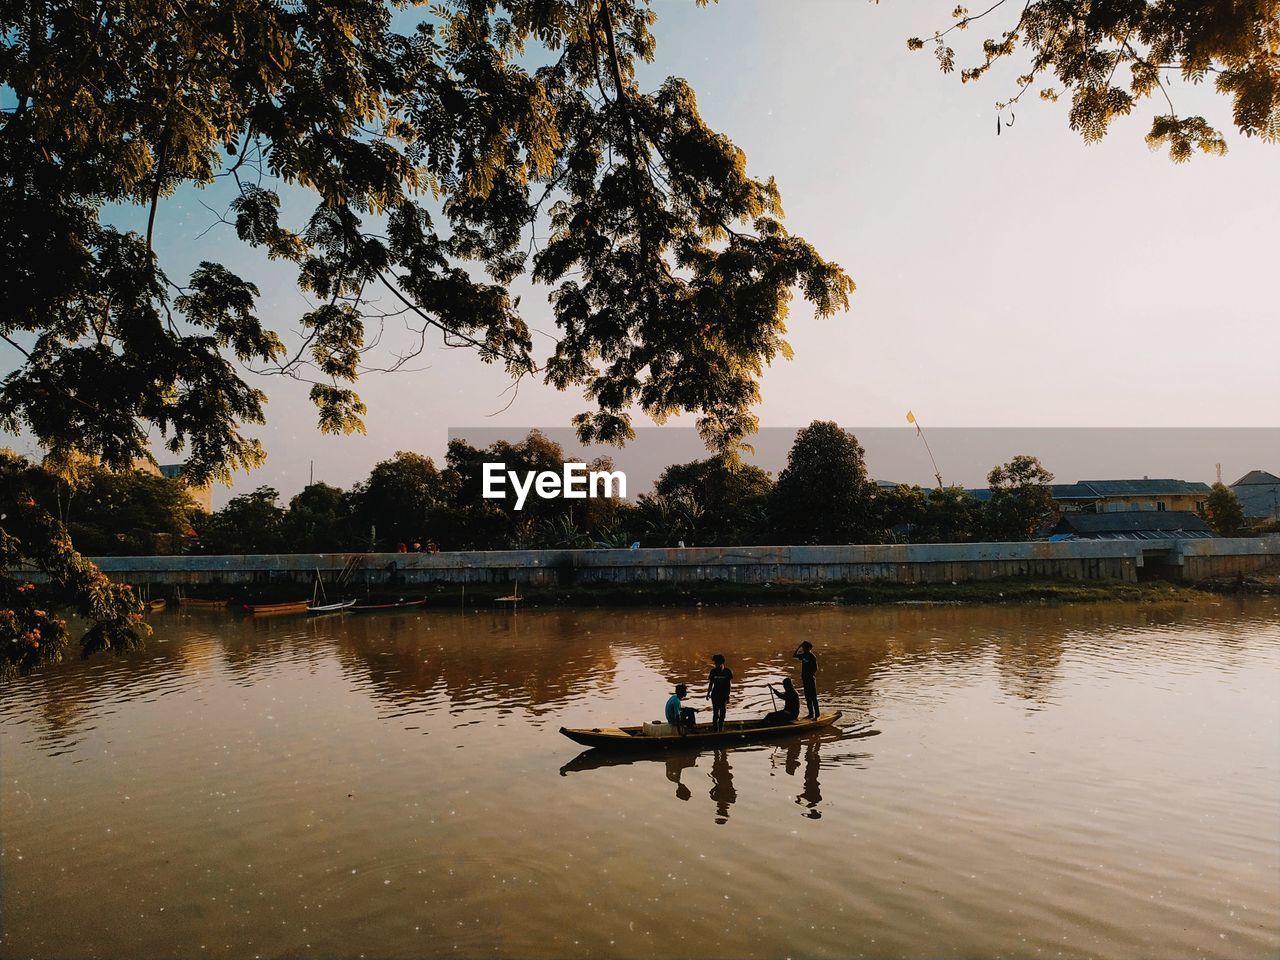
[1203,481,1248,537]
[983,455,1055,541]
[906,0,1279,159]
[653,456,773,545]
[199,487,287,555]
[282,483,358,553]
[769,422,876,544]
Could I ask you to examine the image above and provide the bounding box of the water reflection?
[2,599,1278,960]
[10,600,1278,759]
[558,725,880,824]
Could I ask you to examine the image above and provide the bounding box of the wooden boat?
[351,597,427,612]
[307,598,357,614]
[146,598,167,612]
[243,600,309,616]
[177,596,229,609]
[560,711,843,750]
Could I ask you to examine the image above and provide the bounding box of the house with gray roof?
[1231,470,1280,520]
[1047,511,1215,541]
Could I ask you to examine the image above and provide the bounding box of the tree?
[0,451,146,679]
[349,452,450,550]
[907,1,1280,160]
[66,470,197,555]
[920,485,982,544]
[1203,481,1248,537]
[876,483,981,543]
[282,482,357,553]
[653,456,773,545]
[769,422,876,545]
[1,0,852,489]
[198,486,287,555]
[983,455,1055,541]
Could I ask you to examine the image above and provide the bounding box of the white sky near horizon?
[3,0,1277,504]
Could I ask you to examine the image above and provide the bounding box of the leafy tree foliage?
[907,0,1280,159]
[348,452,450,550]
[444,431,622,547]
[1203,480,1248,537]
[66,471,198,555]
[652,455,773,545]
[983,455,1055,541]
[0,0,851,489]
[198,486,287,554]
[877,483,981,543]
[282,482,359,553]
[1,451,146,678]
[768,421,876,545]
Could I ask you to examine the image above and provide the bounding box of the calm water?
[2,599,1278,959]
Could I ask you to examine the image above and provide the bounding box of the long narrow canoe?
[177,597,230,609]
[244,600,309,616]
[560,711,842,750]
[307,598,357,613]
[351,598,428,612]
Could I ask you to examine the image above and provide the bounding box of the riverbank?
[150,576,1221,610]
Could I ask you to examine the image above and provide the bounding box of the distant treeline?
[2,423,1262,556]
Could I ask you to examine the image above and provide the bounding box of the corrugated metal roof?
[1232,470,1280,486]
[1079,479,1211,496]
[1051,510,1214,538]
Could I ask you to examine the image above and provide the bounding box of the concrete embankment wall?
[69,536,1280,587]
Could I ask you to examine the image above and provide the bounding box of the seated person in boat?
[665,684,699,733]
[762,677,801,725]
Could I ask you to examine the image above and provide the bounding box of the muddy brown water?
[2,599,1278,959]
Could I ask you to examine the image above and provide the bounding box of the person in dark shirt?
[793,641,819,719]
[706,654,733,731]
[762,677,800,724]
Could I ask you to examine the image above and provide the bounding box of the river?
[2,599,1278,959]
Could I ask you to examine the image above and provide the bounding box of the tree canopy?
[907,0,1280,160]
[0,0,853,489]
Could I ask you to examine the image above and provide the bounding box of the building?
[967,478,1211,516]
[1230,470,1280,521]
[1077,479,1210,514]
[1047,511,1215,541]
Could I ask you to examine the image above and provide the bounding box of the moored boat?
[351,597,427,612]
[560,711,842,750]
[243,600,309,616]
[307,598,357,613]
[146,598,167,612]
[177,596,230,608]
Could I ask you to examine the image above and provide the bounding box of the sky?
[4,1,1278,503]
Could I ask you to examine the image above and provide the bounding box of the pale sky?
[5,1,1278,502]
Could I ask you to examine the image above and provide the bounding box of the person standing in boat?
[793,641,819,719]
[706,654,733,731]
[665,683,699,734]
[762,677,801,725]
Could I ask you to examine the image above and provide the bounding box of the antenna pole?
[908,412,944,490]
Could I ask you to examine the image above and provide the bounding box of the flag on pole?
[906,410,920,435]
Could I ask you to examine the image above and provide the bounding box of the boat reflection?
[559,725,879,823]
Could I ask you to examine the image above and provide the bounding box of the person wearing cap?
[793,641,819,719]
[665,683,698,734]
[706,654,733,731]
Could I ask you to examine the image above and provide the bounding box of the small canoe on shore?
[243,600,309,616]
[351,598,428,612]
[307,598,357,614]
[560,711,842,750]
